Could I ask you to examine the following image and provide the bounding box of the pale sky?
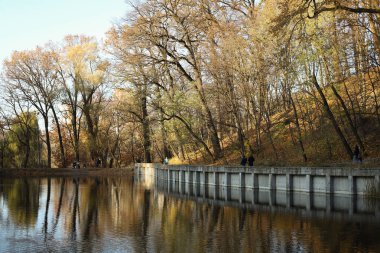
[0,0,129,64]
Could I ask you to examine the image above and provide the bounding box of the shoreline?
[0,167,134,178]
[1,163,379,178]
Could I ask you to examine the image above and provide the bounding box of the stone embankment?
[135,163,380,195]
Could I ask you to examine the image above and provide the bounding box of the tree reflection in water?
[1,178,40,228]
[0,176,380,252]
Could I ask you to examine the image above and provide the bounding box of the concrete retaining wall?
[135,163,380,195]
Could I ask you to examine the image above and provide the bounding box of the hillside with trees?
[0,0,379,168]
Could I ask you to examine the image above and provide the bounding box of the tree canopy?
[1,0,379,168]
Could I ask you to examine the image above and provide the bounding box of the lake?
[0,175,380,252]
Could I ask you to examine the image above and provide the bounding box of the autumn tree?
[3,48,63,168]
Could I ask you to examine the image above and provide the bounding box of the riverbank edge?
[1,163,379,178]
[0,167,134,178]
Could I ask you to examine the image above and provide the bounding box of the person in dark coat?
[248,154,255,166]
[96,158,101,168]
[353,145,362,163]
[240,156,247,166]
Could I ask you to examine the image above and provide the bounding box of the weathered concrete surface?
[135,163,380,195]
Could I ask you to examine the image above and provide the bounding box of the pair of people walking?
[241,154,255,166]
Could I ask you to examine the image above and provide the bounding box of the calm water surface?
[0,175,380,253]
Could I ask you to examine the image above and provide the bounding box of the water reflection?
[2,179,40,227]
[160,180,380,220]
[0,176,379,252]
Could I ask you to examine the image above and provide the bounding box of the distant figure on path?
[164,157,169,165]
[72,161,80,169]
[96,158,101,168]
[240,156,247,166]
[248,154,255,166]
[353,145,362,163]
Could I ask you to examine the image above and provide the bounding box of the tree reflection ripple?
[0,176,380,253]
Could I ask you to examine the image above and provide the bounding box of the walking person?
[353,144,362,163]
[240,155,247,166]
[248,153,255,166]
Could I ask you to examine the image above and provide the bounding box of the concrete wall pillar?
[252,173,257,189]
[167,169,170,191]
[214,172,219,186]
[225,187,231,201]
[240,173,245,188]
[306,175,312,192]
[326,175,332,194]
[203,171,207,185]
[224,172,230,187]
[286,174,292,191]
[375,175,380,187]
[186,170,192,184]
[348,175,355,195]
[203,172,208,198]
[269,174,275,190]
[179,181,184,194]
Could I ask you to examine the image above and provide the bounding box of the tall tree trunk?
[72,112,81,164]
[367,70,380,125]
[23,130,31,168]
[43,115,52,168]
[202,95,223,159]
[312,75,353,159]
[109,136,119,169]
[51,107,66,167]
[102,147,109,168]
[264,112,278,160]
[289,92,307,162]
[141,92,152,163]
[74,130,80,163]
[368,11,380,62]
[228,78,246,156]
[157,88,172,159]
[193,75,223,159]
[330,84,365,153]
[160,117,171,159]
[83,105,98,162]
